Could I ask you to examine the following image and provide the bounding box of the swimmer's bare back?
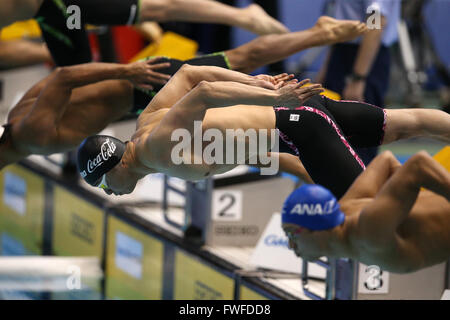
[5,75,131,153]
[0,60,170,168]
[339,151,450,273]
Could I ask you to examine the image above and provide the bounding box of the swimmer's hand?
[276,79,324,108]
[254,73,295,90]
[125,57,171,90]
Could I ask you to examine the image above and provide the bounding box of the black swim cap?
[77,135,126,186]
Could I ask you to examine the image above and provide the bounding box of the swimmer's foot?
[242,4,289,35]
[313,16,368,45]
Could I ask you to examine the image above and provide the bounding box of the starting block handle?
[162,175,186,229]
[185,179,213,233]
[301,259,331,300]
[162,175,213,244]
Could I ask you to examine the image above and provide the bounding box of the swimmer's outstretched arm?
[141,60,317,112]
[145,64,296,112]
[253,152,313,184]
[17,60,170,139]
[142,80,324,163]
[47,59,171,90]
[139,1,288,36]
[357,151,450,245]
[200,80,323,109]
[277,153,313,184]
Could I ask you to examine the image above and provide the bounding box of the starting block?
[319,88,341,101]
[0,20,42,41]
[433,146,450,172]
[130,32,198,62]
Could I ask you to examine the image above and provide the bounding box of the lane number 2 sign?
[212,190,243,222]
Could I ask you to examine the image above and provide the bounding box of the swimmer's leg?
[383,109,450,144]
[59,1,287,36]
[314,97,450,146]
[35,0,91,66]
[320,96,387,147]
[275,107,365,199]
[225,16,367,73]
[0,40,52,69]
[139,0,288,36]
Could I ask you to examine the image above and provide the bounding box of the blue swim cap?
[281,184,345,231]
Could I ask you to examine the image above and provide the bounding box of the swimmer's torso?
[396,192,450,270]
[344,192,450,273]
[8,79,133,154]
[134,105,277,180]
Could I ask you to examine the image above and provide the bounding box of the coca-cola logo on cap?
[86,139,117,174]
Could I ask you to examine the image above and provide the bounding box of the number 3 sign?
[212,190,243,222]
[358,264,389,294]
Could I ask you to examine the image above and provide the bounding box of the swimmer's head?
[281,184,345,260]
[77,135,128,194]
